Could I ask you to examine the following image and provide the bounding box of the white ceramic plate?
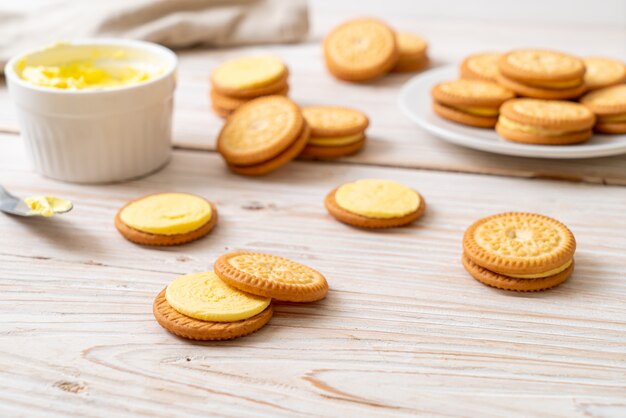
[398,65,626,159]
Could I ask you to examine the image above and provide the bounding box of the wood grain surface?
[0,135,625,417]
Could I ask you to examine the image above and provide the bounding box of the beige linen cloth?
[0,0,309,73]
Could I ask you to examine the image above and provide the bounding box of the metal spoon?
[0,185,73,217]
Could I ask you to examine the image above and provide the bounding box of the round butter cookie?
[214,252,329,302]
[583,57,626,91]
[217,95,304,166]
[392,32,428,73]
[323,18,399,82]
[325,179,426,228]
[211,56,287,97]
[302,106,369,137]
[115,193,218,246]
[581,84,626,134]
[496,98,595,144]
[463,212,576,277]
[153,289,273,341]
[460,52,502,82]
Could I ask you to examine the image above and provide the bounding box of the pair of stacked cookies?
[325,179,426,228]
[300,106,369,159]
[217,96,309,176]
[154,252,329,340]
[581,85,626,134]
[115,193,218,246]
[324,18,428,82]
[462,212,576,292]
[210,56,289,117]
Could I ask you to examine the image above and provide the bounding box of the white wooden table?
[1,2,625,417]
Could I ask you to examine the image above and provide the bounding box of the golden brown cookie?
[214,252,329,302]
[581,85,626,134]
[217,95,304,166]
[302,106,369,137]
[462,254,573,292]
[299,137,366,159]
[228,122,310,176]
[460,52,502,82]
[323,18,399,82]
[431,79,514,128]
[391,32,428,73]
[115,195,218,246]
[324,180,426,229]
[496,98,596,145]
[497,49,586,99]
[153,289,273,340]
[463,212,576,277]
[583,57,626,91]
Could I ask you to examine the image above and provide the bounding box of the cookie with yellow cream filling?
[462,212,576,291]
[583,57,626,91]
[210,56,288,97]
[115,193,217,246]
[460,52,502,83]
[431,79,514,128]
[391,32,429,73]
[496,98,595,144]
[153,272,273,340]
[300,137,366,160]
[497,49,586,99]
[214,252,329,302]
[324,18,399,82]
[580,85,626,134]
[325,179,426,228]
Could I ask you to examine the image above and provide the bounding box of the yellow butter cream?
[120,193,212,235]
[335,179,420,219]
[527,78,583,88]
[451,105,499,117]
[309,133,364,146]
[212,56,285,90]
[165,271,270,322]
[505,259,572,279]
[24,196,72,217]
[498,116,575,136]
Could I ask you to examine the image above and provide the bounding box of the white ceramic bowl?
[5,39,177,183]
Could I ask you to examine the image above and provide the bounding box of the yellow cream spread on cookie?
[526,78,582,89]
[506,259,573,279]
[17,48,161,90]
[309,133,364,146]
[165,271,270,322]
[24,196,72,217]
[451,105,499,117]
[212,56,285,90]
[120,193,212,236]
[498,116,574,136]
[335,179,420,219]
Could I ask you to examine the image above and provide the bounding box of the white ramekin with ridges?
[4,39,177,183]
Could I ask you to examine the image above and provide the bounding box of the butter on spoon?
[0,185,73,217]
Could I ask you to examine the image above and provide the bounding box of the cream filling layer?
[598,113,626,123]
[309,133,364,146]
[505,259,573,279]
[525,78,583,89]
[498,116,581,136]
[451,105,500,117]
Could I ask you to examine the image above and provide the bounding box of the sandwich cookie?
[431,79,515,128]
[210,56,289,116]
[217,95,307,175]
[580,84,626,134]
[325,179,426,228]
[115,193,217,246]
[153,271,272,340]
[497,49,586,99]
[582,57,626,92]
[496,98,596,145]
[392,32,429,73]
[462,212,576,291]
[299,106,369,159]
[323,18,399,82]
[460,52,502,83]
[214,252,329,302]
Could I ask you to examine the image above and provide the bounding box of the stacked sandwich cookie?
[217,96,309,176]
[300,106,369,159]
[153,252,329,341]
[496,98,596,145]
[496,49,587,99]
[580,85,626,134]
[460,52,502,83]
[462,212,576,292]
[210,56,289,117]
[431,79,515,128]
[582,57,626,92]
[392,32,429,73]
[325,179,426,228]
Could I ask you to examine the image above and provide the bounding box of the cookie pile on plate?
[210,56,290,117]
[153,251,329,341]
[323,18,429,82]
[431,48,626,143]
